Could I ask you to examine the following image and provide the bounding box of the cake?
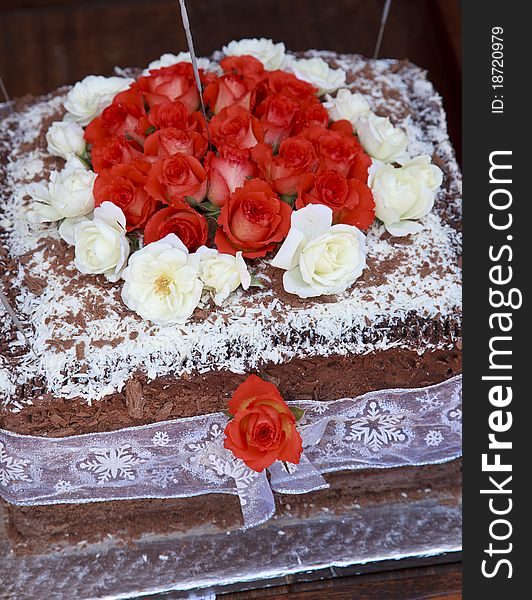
[0,40,461,553]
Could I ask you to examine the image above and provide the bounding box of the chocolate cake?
[0,47,461,553]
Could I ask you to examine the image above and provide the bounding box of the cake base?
[1,461,461,599]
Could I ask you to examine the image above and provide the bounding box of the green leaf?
[127,234,142,253]
[280,194,296,208]
[196,199,221,218]
[249,275,266,288]
[290,406,306,422]
[222,409,233,418]
[145,125,156,136]
[184,195,200,209]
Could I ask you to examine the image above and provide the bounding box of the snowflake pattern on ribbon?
[0,441,31,487]
[151,431,170,447]
[79,445,146,484]
[0,376,462,529]
[345,400,407,453]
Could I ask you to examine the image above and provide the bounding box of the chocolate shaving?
[125,379,145,419]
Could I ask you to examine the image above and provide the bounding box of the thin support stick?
[373,0,393,59]
[178,0,211,145]
[0,74,13,111]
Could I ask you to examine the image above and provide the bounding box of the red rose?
[292,100,329,135]
[144,128,208,161]
[215,179,291,258]
[147,99,200,131]
[220,55,266,83]
[302,126,368,179]
[252,136,318,196]
[210,105,264,153]
[90,136,144,173]
[255,93,300,145]
[146,153,207,206]
[204,73,256,114]
[224,374,303,472]
[84,85,147,145]
[143,204,208,251]
[267,70,318,103]
[93,161,157,231]
[137,62,200,111]
[205,147,256,207]
[296,171,375,230]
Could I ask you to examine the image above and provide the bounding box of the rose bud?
[205,147,256,207]
[215,178,292,258]
[296,170,375,231]
[93,160,157,231]
[84,84,148,146]
[204,73,256,114]
[143,204,208,252]
[252,135,318,196]
[137,62,200,111]
[147,99,199,131]
[220,55,266,83]
[210,105,264,153]
[254,92,300,145]
[144,128,208,161]
[91,136,144,173]
[145,153,207,206]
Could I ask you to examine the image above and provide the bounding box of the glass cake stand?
[1,484,461,599]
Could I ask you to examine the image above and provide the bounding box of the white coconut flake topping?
[0,53,461,410]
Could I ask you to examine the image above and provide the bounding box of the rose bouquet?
[30,39,443,325]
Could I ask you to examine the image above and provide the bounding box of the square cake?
[0,43,461,552]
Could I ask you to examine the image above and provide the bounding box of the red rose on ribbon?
[93,160,157,231]
[210,105,264,153]
[252,136,318,196]
[145,153,207,206]
[215,179,291,258]
[138,63,200,111]
[296,170,375,230]
[205,147,256,207]
[143,204,208,251]
[224,374,303,472]
[84,85,147,145]
[90,136,144,173]
[144,128,208,161]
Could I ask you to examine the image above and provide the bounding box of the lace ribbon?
[0,376,462,529]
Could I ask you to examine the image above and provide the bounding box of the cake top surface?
[0,48,461,411]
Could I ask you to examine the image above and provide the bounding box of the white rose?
[223,38,288,70]
[46,120,86,160]
[357,112,409,163]
[64,75,134,126]
[28,160,96,222]
[190,246,251,306]
[323,89,370,130]
[370,155,443,236]
[143,52,215,75]
[73,202,130,282]
[271,204,366,298]
[121,234,203,324]
[288,57,346,95]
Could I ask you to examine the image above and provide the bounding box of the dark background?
[0,0,461,161]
